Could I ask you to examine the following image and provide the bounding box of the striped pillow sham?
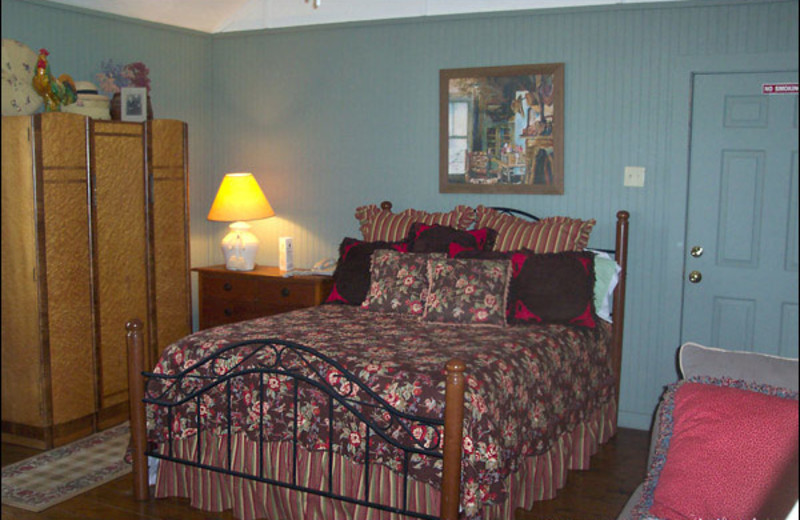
[474,205,594,253]
[355,204,475,243]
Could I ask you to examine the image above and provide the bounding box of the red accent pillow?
[326,238,408,305]
[407,223,497,254]
[506,251,597,328]
[634,378,799,520]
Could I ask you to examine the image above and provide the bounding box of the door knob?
[690,246,704,258]
[688,271,702,283]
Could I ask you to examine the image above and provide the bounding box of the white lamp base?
[221,221,259,271]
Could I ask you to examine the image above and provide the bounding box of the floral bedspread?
[147,304,615,516]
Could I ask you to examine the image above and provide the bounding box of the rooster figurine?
[32,48,77,112]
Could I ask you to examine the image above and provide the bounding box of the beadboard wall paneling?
[208,0,798,429]
[2,0,214,330]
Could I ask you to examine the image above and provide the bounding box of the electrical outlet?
[624,166,646,187]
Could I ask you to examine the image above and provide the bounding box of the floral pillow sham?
[422,257,511,327]
[326,237,408,305]
[453,249,598,328]
[361,250,444,316]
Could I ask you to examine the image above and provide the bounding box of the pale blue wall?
[3,0,798,430]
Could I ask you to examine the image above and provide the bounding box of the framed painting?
[439,63,564,194]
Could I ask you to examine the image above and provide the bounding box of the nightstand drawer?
[200,300,264,329]
[203,276,259,301]
[257,280,319,306]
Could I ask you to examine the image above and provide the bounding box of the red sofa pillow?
[633,377,799,520]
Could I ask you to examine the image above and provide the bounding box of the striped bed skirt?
[152,399,616,520]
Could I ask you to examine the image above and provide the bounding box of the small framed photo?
[121,87,147,122]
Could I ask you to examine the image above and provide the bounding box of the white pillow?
[679,342,799,392]
[588,250,621,323]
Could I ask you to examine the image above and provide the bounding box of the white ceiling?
[42,0,684,33]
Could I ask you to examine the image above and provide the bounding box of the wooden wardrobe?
[1,113,192,449]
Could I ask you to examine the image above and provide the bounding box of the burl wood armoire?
[1,112,192,449]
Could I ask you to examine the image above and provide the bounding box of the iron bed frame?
[125,205,629,520]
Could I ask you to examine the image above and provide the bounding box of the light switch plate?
[624,166,646,187]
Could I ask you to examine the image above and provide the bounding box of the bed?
[125,202,630,520]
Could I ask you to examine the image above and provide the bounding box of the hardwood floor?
[518,427,649,519]
[1,427,649,520]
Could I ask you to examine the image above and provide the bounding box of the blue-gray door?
[682,71,798,357]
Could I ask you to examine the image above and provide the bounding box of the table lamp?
[207,172,275,271]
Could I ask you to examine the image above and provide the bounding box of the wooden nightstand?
[194,265,333,330]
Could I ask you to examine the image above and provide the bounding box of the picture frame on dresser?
[121,87,147,122]
[439,63,565,195]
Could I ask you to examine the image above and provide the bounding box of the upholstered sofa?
[618,342,799,520]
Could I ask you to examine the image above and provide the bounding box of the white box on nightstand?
[279,237,294,271]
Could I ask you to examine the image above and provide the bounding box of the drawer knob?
[224,308,233,316]
[281,287,290,297]
[223,282,233,291]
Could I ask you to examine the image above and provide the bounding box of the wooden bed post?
[126,319,149,501]
[441,358,466,520]
[611,211,630,414]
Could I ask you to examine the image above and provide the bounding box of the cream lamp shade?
[207,173,275,271]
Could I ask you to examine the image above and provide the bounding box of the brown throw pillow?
[506,250,597,327]
[407,223,497,255]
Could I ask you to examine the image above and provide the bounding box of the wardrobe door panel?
[40,113,87,168]
[42,172,96,435]
[40,115,96,433]
[1,117,44,432]
[2,113,95,448]
[149,120,191,360]
[91,121,150,414]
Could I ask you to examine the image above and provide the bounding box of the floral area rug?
[1,421,131,512]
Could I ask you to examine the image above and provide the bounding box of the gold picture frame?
[439,63,565,194]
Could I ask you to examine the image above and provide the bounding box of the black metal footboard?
[128,328,466,520]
